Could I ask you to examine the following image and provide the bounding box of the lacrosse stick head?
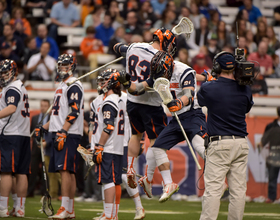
[150,51,174,81]
[40,193,54,217]
[153,27,177,56]
[171,17,194,40]
[77,145,94,166]
[153,77,173,105]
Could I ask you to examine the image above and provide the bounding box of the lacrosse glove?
[93,144,104,164]
[54,129,68,151]
[201,70,216,82]
[117,70,131,89]
[167,98,183,112]
[35,125,48,143]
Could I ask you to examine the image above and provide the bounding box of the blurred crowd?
[1,0,280,92]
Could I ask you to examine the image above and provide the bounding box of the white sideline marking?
[81,209,188,214]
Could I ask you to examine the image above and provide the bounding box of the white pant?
[200,138,249,220]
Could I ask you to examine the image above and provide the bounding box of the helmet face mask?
[153,28,177,56]
[97,69,120,95]
[150,51,174,81]
[0,59,18,87]
[56,54,76,82]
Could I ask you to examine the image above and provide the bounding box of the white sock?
[102,185,105,211]
[68,199,73,213]
[128,156,135,169]
[16,197,26,209]
[113,203,119,217]
[104,203,113,218]
[160,170,172,185]
[12,194,17,208]
[146,148,157,182]
[61,196,70,211]
[0,196,8,209]
[133,196,143,209]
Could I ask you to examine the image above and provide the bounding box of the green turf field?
[7,196,280,220]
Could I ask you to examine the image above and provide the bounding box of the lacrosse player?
[0,59,31,217]
[198,52,253,220]
[113,27,177,192]
[35,53,84,219]
[90,69,126,220]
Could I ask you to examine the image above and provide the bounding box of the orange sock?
[114,185,122,217]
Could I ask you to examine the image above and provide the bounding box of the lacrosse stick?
[67,56,124,86]
[153,77,201,170]
[39,137,54,217]
[171,17,194,40]
[122,167,143,178]
[30,104,53,137]
[77,145,95,180]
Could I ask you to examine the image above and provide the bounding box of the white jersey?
[126,42,162,106]
[90,94,104,148]
[49,76,84,135]
[96,93,125,155]
[0,80,30,136]
[170,61,201,115]
[121,91,131,147]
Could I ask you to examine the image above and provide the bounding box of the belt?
[210,135,245,142]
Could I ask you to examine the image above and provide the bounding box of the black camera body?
[234,48,255,85]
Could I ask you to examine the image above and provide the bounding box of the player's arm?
[167,73,195,112]
[196,70,216,82]
[0,89,20,119]
[87,106,95,148]
[113,43,129,57]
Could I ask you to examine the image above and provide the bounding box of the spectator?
[207,32,221,60]
[27,42,56,81]
[0,24,25,59]
[80,26,103,72]
[151,0,167,19]
[23,36,39,64]
[187,16,209,50]
[191,45,213,68]
[234,9,256,34]
[193,53,211,85]
[238,36,249,57]
[229,19,247,47]
[108,26,126,56]
[108,1,124,30]
[83,5,104,29]
[246,29,257,53]
[177,6,190,23]
[124,11,143,36]
[14,19,28,43]
[216,20,231,49]
[274,5,280,26]
[9,7,32,36]
[254,20,267,45]
[0,0,10,36]
[250,73,268,95]
[177,48,190,66]
[271,54,280,78]
[80,0,94,26]
[36,24,59,60]
[143,29,153,43]
[138,1,157,30]
[95,12,114,47]
[44,0,60,17]
[189,2,204,29]
[49,0,80,41]
[208,10,220,32]
[0,41,20,63]
[130,34,143,43]
[25,0,46,8]
[199,0,220,20]
[260,107,280,203]
[248,41,273,77]
[238,0,262,25]
[267,26,280,54]
[153,8,176,30]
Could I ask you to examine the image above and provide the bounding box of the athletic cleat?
[134,207,145,220]
[138,176,153,198]
[127,168,137,189]
[0,207,9,217]
[159,182,179,203]
[93,213,105,220]
[15,207,25,217]
[99,215,117,220]
[9,207,16,217]
[68,210,75,219]
[51,206,69,219]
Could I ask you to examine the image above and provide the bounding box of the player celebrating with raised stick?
[113,27,177,192]
[0,60,31,217]
[35,54,84,219]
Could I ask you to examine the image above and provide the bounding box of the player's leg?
[15,174,28,216]
[0,173,12,217]
[68,173,76,219]
[9,177,17,216]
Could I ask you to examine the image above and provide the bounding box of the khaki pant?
[44,155,61,199]
[88,53,102,79]
[200,138,249,220]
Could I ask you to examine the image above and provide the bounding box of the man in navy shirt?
[197,52,253,220]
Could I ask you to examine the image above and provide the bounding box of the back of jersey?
[0,80,30,136]
[90,94,103,148]
[120,91,131,147]
[126,42,162,106]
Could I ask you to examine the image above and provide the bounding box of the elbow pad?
[66,102,80,124]
[183,89,194,106]
[113,43,128,57]
[129,83,145,95]
[103,121,115,135]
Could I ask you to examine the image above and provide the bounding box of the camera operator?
[197,51,254,220]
